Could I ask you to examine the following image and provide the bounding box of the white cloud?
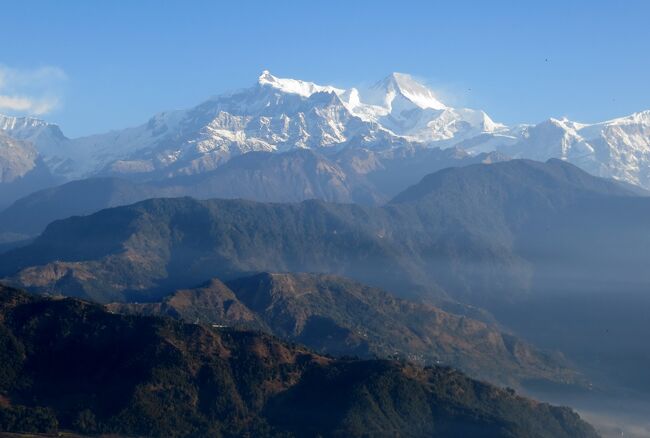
[0,65,67,115]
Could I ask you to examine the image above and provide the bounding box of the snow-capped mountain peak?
[0,114,55,134]
[596,109,650,128]
[546,117,589,134]
[369,72,448,111]
[349,73,503,144]
[3,70,648,192]
[0,71,508,180]
[257,70,344,98]
[501,109,650,188]
[0,114,68,154]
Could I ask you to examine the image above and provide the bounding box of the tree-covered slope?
[0,285,598,438]
[108,272,579,388]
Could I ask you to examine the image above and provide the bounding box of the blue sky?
[1,0,649,137]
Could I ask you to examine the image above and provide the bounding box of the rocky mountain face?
[0,284,599,437]
[107,272,579,388]
[0,131,61,211]
[0,114,71,176]
[0,132,38,183]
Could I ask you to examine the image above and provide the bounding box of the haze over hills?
[5,0,650,434]
[2,159,642,306]
[2,159,649,401]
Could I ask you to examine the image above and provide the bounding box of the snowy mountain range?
[1,71,649,191]
[503,112,650,188]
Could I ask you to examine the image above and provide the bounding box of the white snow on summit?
[0,71,649,190]
[257,70,344,98]
[503,110,650,188]
[363,72,447,111]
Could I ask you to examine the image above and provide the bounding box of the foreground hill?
[0,285,598,438]
[108,272,578,388]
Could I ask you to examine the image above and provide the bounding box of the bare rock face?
[0,130,61,209]
[0,132,38,183]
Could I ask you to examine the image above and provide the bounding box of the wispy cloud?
[0,65,67,115]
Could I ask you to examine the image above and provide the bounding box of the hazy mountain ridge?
[0,146,503,240]
[0,284,598,437]
[0,159,643,306]
[107,272,580,388]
